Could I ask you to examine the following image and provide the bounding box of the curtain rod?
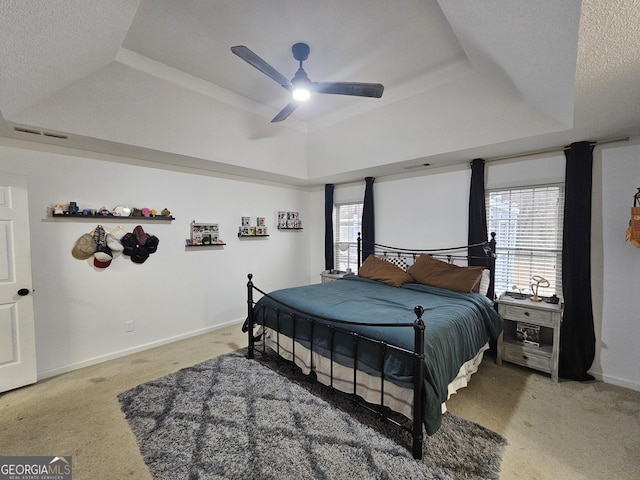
[485,136,630,163]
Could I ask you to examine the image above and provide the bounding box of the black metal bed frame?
[358,232,497,302]
[244,233,496,460]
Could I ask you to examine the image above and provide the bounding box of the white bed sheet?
[262,327,488,420]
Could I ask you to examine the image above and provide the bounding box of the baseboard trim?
[37,318,244,381]
[589,369,640,392]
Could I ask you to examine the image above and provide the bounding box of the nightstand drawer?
[502,343,552,372]
[501,304,555,327]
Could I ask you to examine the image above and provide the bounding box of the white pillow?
[478,269,491,296]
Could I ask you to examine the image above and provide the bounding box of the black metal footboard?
[245,273,426,460]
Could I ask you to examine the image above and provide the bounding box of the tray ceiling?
[1,0,638,185]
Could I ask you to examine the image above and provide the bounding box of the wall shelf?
[277,227,303,230]
[52,213,174,221]
[185,243,226,248]
[238,233,270,238]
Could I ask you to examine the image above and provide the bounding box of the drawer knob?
[523,355,529,360]
[524,311,530,317]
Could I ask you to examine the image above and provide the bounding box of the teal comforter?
[253,274,502,435]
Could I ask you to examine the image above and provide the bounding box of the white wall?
[376,167,471,249]
[596,139,640,389]
[3,136,639,391]
[1,142,315,379]
[328,168,473,251]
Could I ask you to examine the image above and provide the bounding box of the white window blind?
[333,202,363,272]
[487,184,565,298]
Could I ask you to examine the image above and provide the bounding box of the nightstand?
[320,270,347,283]
[497,293,563,382]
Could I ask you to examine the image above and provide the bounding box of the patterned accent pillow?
[381,255,408,271]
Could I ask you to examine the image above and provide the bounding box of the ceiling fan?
[231,43,384,122]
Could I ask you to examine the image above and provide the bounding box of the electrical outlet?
[124,320,135,333]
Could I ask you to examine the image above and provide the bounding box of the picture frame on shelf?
[516,322,541,347]
[190,221,221,246]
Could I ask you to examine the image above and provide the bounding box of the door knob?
[17,288,30,296]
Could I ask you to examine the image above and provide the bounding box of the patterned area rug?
[118,350,505,480]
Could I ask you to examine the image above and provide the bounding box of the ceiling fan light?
[292,87,311,102]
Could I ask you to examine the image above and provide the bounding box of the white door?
[0,173,36,392]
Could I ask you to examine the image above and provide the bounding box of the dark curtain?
[324,184,334,271]
[468,158,494,300]
[362,177,375,261]
[559,141,596,381]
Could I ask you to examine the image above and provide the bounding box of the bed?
[243,233,501,459]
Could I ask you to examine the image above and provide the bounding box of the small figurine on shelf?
[287,211,301,228]
[161,208,171,217]
[68,202,80,215]
[53,204,65,215]
[278,211,302,229]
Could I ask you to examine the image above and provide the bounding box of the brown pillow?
[358,255,414,287]
[407,254,484,293]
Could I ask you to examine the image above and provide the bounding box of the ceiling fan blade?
[313,82,384,98]
[231,45,292,90]
[271,101,298,123]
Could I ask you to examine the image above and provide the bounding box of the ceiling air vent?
[43,131,68,139]
[13,126,42,135]
[13,126,68,140]
[404,163,431,170]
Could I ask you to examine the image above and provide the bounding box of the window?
[333,202,363,273]
[487,184,564,298]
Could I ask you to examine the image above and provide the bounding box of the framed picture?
[516,322,540,347]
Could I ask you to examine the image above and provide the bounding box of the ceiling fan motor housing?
[292,43,310,62]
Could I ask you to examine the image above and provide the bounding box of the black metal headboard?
[356,232,497,300]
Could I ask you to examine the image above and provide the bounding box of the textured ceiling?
[0,0,639,186]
